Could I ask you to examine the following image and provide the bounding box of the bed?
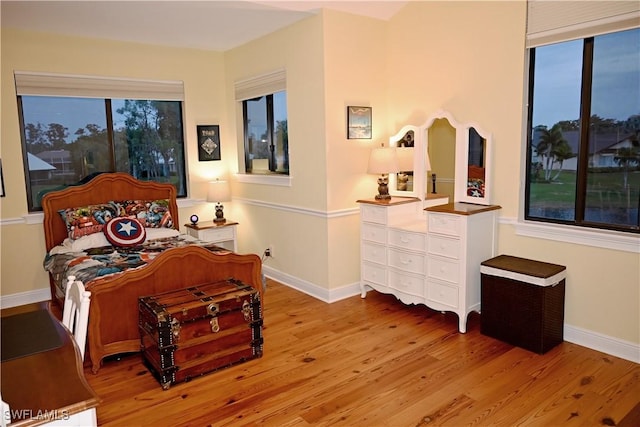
[41,172,263,373]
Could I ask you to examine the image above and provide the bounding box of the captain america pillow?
[104,217,147,247]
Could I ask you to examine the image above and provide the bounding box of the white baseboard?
[564,324,640,364]
[263,265,640,364]
[262,265,361,303]
[0,288,50,309]
[5,272,639,364]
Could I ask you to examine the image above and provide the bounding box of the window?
[15,72,187,211]
[525,27,640,234]
[235,69,288,176]
[242,92,288,174]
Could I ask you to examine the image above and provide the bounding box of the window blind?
[526,0,640,47]
[14,71,184,101]
[234,69,286,101]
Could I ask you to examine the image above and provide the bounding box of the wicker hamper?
[480,255,566,354]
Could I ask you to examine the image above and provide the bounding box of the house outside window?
[15,72,187,211]
[524,5,639,234]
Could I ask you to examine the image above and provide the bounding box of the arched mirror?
[424,117,456,201]
[389,109,492,205]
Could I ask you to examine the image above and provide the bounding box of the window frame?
[15,71,188,212]
[242,93,289,175]
[524,30,639,235]
[234,69,289,183]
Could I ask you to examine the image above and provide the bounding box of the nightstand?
[184,221,238,252]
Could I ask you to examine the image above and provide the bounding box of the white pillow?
[51,233,111,254]
[145,227,181,240]
[49,227,181,255]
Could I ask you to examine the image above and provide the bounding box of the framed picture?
[347,106,372,139]
[197,125,221,161]
[0,159,4,197]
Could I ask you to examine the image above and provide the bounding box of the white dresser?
[360,197,426,305]
[424,203,501,332]
[358,198,500,333]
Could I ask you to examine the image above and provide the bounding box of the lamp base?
[375,174,391,200]
[214,203,226,223]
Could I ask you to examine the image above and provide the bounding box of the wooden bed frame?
[42,173,263,373]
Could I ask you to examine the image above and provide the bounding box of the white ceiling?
[1,1,408,52]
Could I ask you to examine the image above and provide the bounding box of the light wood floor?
[82,279,640,426]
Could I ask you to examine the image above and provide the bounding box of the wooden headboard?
[41,173,179,252]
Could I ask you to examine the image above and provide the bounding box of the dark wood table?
[1,302,100,426]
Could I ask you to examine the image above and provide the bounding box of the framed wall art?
[197,125,221,161]
[347,106,372,139]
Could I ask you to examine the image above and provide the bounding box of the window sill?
[235,173,291,187]
[513,220,639,253]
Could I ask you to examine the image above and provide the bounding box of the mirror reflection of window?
[468,128,485,167]
[468,127,486,198]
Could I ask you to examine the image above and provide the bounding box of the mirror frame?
[389,109,493,205]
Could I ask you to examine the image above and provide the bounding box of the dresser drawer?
[428,213,461,237]
[362,242,386,265]
[389,270,424,297]
[388,228,426,252]
[360,204,387,224]
[427,234,460,259]
[388,248,425,275]
[427,281,459,308]
[362,262,386,286]
[199,226,235,242]
[361,223,386,244]
[427,256,460,284]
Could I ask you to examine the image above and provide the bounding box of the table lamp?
[368,144,399,200]
[207,179,231,223]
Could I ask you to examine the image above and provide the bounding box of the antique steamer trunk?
[138,279,263,389]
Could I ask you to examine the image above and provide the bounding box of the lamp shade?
[396,147,414,171]
[207,179,231,203]
[368,146,399,175]
[425,149,432,172]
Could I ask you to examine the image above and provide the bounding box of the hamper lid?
[480,255,566,287]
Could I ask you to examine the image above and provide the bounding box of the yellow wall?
[383,1,639,346]
[0,28,232,295]
[1,1,638,349]
[222,11,388,289]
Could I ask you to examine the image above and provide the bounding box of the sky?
[532,28,640,128]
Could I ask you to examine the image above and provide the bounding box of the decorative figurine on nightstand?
[214,203,226,224]
[190,214,199,225]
